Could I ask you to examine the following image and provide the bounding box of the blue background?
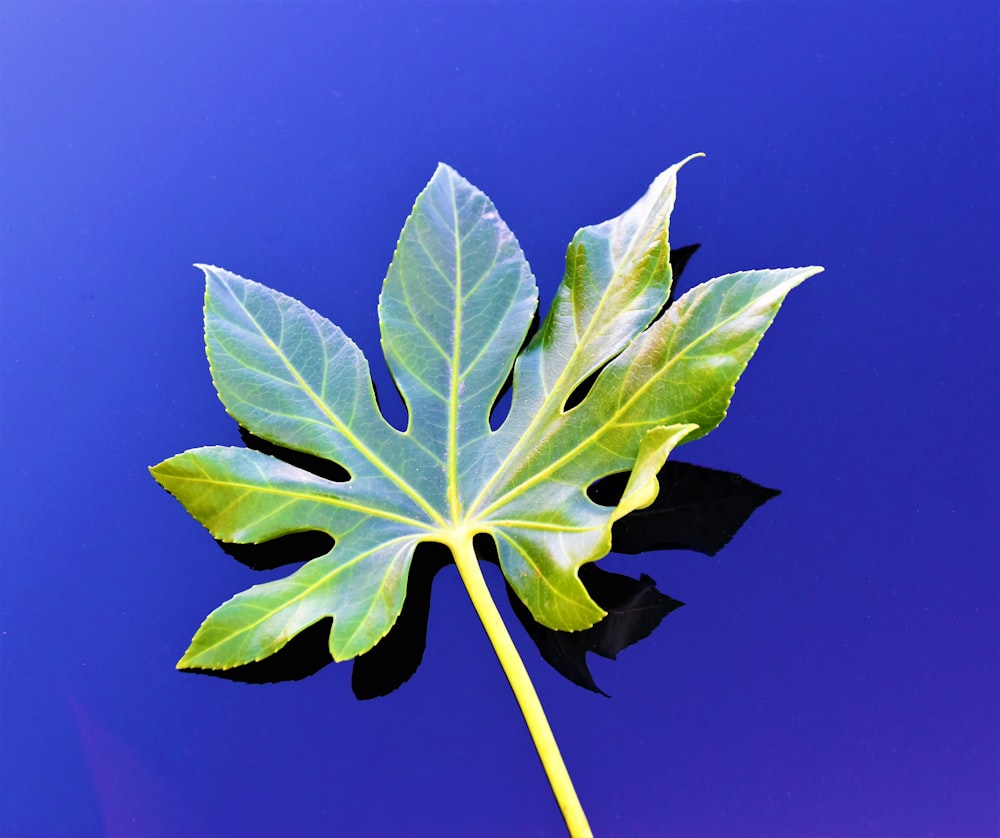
[2,2,997,836]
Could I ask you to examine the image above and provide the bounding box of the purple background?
[2,2,997,836]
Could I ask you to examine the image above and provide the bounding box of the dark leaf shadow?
[507,565,683,696]
[186,460,778,697]
[592,460,780,557]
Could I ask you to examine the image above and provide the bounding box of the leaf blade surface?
[152,160,822,668]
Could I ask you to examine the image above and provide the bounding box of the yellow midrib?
[215,272,447,529]
[446,184,464,525]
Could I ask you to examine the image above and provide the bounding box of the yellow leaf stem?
[446,531,593,838]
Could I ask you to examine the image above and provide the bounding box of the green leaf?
[151,159,822,670]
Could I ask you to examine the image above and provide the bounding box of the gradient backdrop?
[2,2,997,836]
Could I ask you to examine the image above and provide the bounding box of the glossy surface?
[2,2,997,835]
